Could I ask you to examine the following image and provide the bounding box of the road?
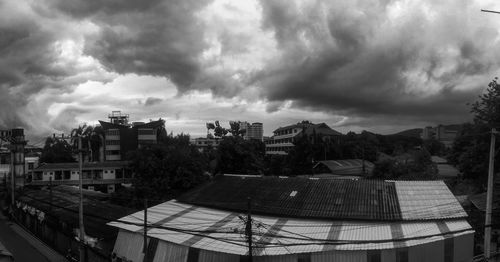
[0,211,51,262]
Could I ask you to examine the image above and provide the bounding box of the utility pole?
[0,129,26,208]
[143,198,148,262]
[78,136,86,262]
[10,150,14,207]
[246,197,253,262]
[361,144,366,174]
[49,176,53,212]
[485,128,497,261]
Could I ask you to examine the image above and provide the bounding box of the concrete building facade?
[99,111,166,161]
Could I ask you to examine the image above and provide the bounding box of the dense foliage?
[448,78,500,185]
[125,133,209,205]
[39,137,75,163]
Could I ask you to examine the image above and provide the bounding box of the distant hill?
[390,128,423,138]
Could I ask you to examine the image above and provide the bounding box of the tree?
[471,77,500,125]
[215,136,265,175]
[448,77,500,185]
[40,137,75,163]
[126,133,209,205]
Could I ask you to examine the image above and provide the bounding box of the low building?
[190,137,221,151]
[265,121,342,155]
[313,159,375,178]
[109,176,473,262]
[28,161,132,193]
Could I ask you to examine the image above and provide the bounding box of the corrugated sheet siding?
[153,240,188,262]
[311,250,367,262]
[198,250,239,262]
[113,230,145,262]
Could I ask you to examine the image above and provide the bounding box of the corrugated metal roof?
[178,176,467,221]
[317,160,374,175]
[109,200,474,256]
[34,161,130,171]
[177,176,402,221]
[394,181,467,220]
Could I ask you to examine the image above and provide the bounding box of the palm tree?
[71,124,93,162]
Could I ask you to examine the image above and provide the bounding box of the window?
[63,171,71,180]
[138,129,155,135]
[28,162,34,170]
[105,140,120,145]
[106,129,120,136]
[106,150,121,155]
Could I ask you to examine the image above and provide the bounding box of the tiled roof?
[178,176,401,221]
[177,176,467,221]
[34,161,130,171]
[109,200,474,256]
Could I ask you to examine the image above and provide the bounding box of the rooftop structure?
[109,176,473,262]
[99,111,166,161]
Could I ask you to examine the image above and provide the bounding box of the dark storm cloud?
[255,0,498,126]
[49,0,213,89]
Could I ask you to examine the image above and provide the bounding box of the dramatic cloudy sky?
[2,0,500,143]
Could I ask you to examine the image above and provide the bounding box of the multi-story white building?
[29,161,132,193]
[265,121,342,155]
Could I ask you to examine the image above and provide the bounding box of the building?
[0,144,41,182]
[312,159,375,178]
[109,176,473,262]
[421,125,461,148]
[99,111,166,161]
[190,137,221,151]
[240,122,264,141]
[28,161,132,193]
[265,121,342,155]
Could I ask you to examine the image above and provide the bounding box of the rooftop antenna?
[481,9,500,14]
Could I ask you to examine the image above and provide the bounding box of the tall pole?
[49,176,53,212]
[485,128,496,260]
[10,150,14,207]
[362,144,366,174]
[78,136,86,262]
[246,197,253,262]
[143,198,148,261]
